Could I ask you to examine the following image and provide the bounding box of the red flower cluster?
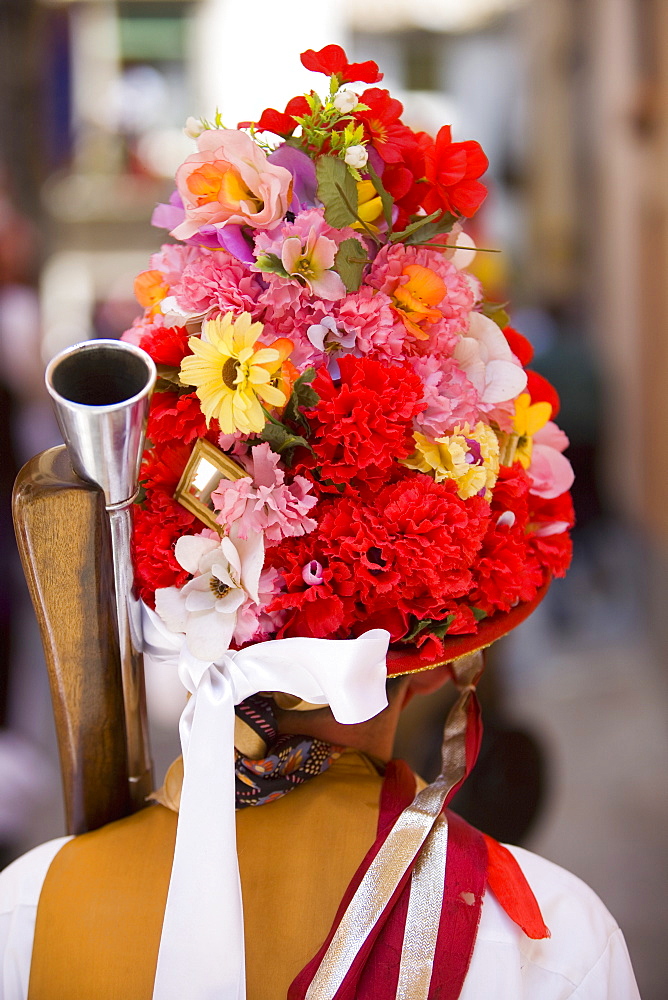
[303,356,425,493]
[133,491,198,605]
[266,473,490,641]
[140,324,192,368]
[147,391,212,446]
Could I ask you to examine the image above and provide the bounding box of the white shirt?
[0,837,640,1000]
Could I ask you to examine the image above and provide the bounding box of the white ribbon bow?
[141,605,390,1000]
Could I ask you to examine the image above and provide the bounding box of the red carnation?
[300,45,382,85]
[132,491,199,605]
[240,96,310,138]
[306,356,425,492]
[527,490,574,579]
[423,125,488,218]
[140,324,192,368]
[526,369,561,418]
[375,476,490,620]
[467,465,543,614]
[353,89,418,165]
[147,391,210,446]
[140,441,193,494]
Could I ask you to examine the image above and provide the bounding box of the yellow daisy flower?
[180,312,291,434]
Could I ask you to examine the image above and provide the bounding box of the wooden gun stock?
[12,445,133,834]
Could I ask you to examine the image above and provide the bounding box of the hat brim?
[386,579,550,677]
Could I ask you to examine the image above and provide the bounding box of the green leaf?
[389,210,442,243]
[315,154,359,228]
[402,614,456,643]
[283,367,320,428]
[260,419,310,457]
[480,300,510,329]
[401,212,459,246]
[155,364,182,387]
[334,237,368,292]
[366,162,394,230]
[254,252,290,279]
[472,607,488,622]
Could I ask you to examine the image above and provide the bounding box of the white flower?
[183,116,205,140]
[453,312,527,406]
[154,528,264,661]
[334,90,358,114]
[344,145,369,169]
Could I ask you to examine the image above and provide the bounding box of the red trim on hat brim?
[386,580,550,676]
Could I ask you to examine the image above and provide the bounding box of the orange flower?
[391,264,446,340]
[134,269,169,313]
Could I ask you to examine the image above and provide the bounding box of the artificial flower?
[300,45,383,85]
[525,368,561,418]
[391,264,447,340]
[128,45,573,651]
[527,422,575,499]
[134,270,169,313]
[171,129,293,240]
[334,90,359,114]
[403,422,500,500]
[179,313,292,434]
[353,88,418,165]
[212,442,317,543]
[453,311,527,409]
[305,356,425,492]
[423,125,489,218]
[240,96,310,139]
[503,325,534,366]
[344,145,368,169]
[511,392,553,468]
[166,250,263,321]
[354,180,384,229]
[137,324,192,368]
[334,286,404,363]
[147,390,210,446]
[280,228,346,300]
[254,209,351,301]
[132,491,200,605]
[154,528,264,660]
[410,353,479,437]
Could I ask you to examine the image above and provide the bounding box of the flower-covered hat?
[121,45,574,1000]
[124,45,574,678]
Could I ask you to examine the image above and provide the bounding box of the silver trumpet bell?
[45,338,156,807]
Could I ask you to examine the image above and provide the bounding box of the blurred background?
[0,0,667,995]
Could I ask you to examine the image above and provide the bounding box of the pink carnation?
[334,286,407,362]
[367,243,477,356]
[170,250,264,319]
[212,442,318,544]
[410,353,480,436]
[149,243,202,288]
[256,279,329,368]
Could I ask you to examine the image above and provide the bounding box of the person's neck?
[274,681,408,763]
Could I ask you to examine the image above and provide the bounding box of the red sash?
[290,753,549,1000]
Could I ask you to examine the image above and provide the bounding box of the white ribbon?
[141,604,390,1000]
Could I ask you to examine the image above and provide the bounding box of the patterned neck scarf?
[234,694,342,809]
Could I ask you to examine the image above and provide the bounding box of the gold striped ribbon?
[305,651,484,1000]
